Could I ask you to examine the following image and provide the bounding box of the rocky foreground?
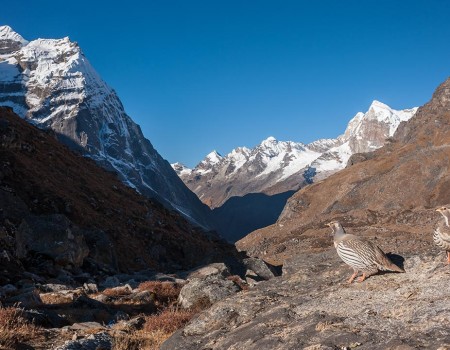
[164,231,450,349]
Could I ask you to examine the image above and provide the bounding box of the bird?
[434,206,450,264]
[327,221,405,283]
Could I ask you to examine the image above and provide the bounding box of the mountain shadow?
[212,191,295,243]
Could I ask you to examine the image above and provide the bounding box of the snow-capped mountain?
[0,25,213,228]
[173,101,418,208]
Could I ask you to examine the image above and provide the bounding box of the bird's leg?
[447,251,450,264]
[347,270,358,284]
[357,273,367,283]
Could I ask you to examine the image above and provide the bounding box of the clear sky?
[2,1,450,167]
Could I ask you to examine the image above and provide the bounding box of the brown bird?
[327,221,405,283]
[434,206,450,264]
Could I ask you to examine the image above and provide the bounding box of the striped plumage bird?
[434,206,450,264]
[327,221,404,283]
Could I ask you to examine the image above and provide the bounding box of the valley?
[1,21,450,350]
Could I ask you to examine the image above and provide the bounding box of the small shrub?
[138,281,182,304]
[102,286,132,297]
[112,330,168,350]
[143,308,194,334]
[0,306,41,348]
[40,292,74,305]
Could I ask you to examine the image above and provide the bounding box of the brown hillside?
[0,107,235,276]
[237,77,450,265]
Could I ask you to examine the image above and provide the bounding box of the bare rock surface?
[163,248,450,349]
[178,263,241,309]
[55,332,112,350]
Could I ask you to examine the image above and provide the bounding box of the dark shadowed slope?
[0,107,236,281]
[212,191,295,242]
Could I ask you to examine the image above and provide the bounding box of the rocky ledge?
[163,237,450,349]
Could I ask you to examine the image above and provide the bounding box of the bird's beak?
[325,222,331,227]
[436,208,442,212]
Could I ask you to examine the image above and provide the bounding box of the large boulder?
[55,332,112,350]
[178,263,240,309]
[243,257,281,284]
[16,214,89,268]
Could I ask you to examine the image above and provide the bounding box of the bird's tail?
[385,260,405,273]
[375,246,405,272]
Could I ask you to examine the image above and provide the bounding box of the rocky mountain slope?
[0,106,234,280]
[237,77,450,265]
[173,101,416,242]
[0,25,213,229]
[162,77,450,349]
[174,101,417,209]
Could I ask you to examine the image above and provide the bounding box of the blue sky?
[2,1,450,167]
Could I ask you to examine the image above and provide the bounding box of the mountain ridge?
[0,25,214,229]
[173,100,418,208]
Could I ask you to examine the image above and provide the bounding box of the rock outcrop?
[178,274,240,309]
[163,248,450,350]
[16,214,89,268]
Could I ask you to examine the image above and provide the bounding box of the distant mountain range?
[173,101,417,209]
[0,25,213,229]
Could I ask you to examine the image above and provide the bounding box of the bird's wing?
[341,237,403,272]
[437,224,450,242]
[340,237,377,262]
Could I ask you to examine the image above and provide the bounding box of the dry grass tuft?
[112,330,168,350]
[0,306,41,349]
[138,281,182,304]
[40,292,75,305]
[102,287,132,297]
[112,308,197,349]
[143,308,195,334]
[112,283,198,348]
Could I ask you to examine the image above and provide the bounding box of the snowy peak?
[342,101,418,145]
[0,26,215,229]
[171,162,192,176]
[0,25,29,54]
[0,25,28,46]
[176,101,417,208]
[369,99,391,112]
[261,136,277,145]
[307,138,339,153]
[258,136,307,155]
[204,150,223,165]
[366,100,417,126]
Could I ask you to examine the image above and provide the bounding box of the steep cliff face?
[175,101,417,209]
[0,25,213,229]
